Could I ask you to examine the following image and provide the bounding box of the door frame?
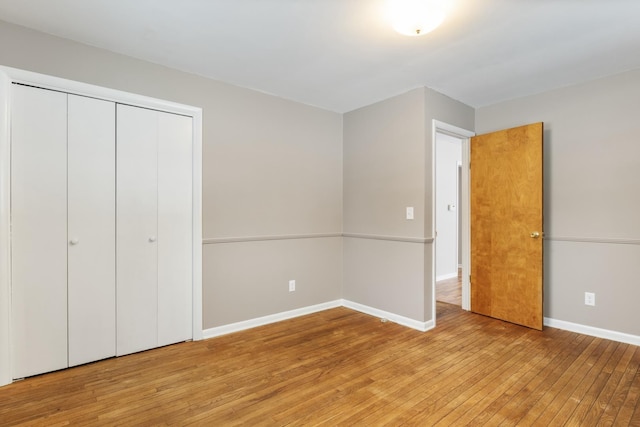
[431,120,475,317]
[0,66,203,387]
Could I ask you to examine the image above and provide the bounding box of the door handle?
[149,236,157,243]
[69,238,79,245]
[530,231,541,239]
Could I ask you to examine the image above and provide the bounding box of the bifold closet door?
[67,94,116,367]
[11,84,68,379]
[116,105,159,356]
[116,104,193,356]
[11,86,117,378]
[10,83,190,377]
[157,112,193,347]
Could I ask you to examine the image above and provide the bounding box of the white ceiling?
[0,0,639,112]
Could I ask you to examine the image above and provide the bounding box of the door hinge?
[469,275,471,284]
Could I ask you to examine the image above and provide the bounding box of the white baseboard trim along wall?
[202,300,343,339]
[342,300,435,332]
[203,299,435,338]
[436,272,458,281]
[544,317,640,347]
[203,300,640,346]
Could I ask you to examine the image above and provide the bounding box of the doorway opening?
[431,120,474,320]
[435,133,462,305]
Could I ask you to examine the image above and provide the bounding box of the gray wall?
[343,88,428,321]
[476,69,640,336]
[0,20,343,330]
[343,88,474,323]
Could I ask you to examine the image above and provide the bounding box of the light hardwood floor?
[1,304,639,426]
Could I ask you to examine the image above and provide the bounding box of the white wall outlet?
[406,207,414,220]
[584,292,595,306]
[289,279,296,292]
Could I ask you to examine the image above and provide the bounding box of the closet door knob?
[149,236,157,243]
[69,238,79,245]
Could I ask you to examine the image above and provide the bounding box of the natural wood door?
[470,123,543,330]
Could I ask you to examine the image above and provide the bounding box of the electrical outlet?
[289,280,296,292]
[406,207,414,220]
[584,292,595,306]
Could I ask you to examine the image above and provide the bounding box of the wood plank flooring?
[1,304,639,426]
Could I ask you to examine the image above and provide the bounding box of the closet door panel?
[67,95,116,367]
[116,105,158,356]
[11,85,68,378]
[157,112,193,346]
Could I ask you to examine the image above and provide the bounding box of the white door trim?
[432,120,475,320]
[0,72,12,387]
[0,66,203,386]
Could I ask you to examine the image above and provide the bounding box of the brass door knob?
[530,231,541,238]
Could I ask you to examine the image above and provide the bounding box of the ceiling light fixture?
[387,0,448,37]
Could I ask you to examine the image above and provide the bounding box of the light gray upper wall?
[343,88,427,237]
[476,69,640,336]
[205,90,343,238]
[0,20,344,240]
[476,69,640,239]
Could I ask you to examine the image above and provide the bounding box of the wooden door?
[470,123,543,330]
[116,104,159,356]
[67,94,116,367]
[11,85,68,378]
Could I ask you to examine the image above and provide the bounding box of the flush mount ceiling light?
[387,0,448,36]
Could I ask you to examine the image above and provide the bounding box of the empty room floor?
[1,303,639,425]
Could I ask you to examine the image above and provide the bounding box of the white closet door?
[116,104,159,356]
[67,95,116,367]
[11,85,68,378]
[157,112,193,346]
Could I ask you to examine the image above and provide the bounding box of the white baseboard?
[342,299,434,332]
[202,299,434,339]
[203,300,342,339]
[436,272,458,281]
[204,304,640,347]
[544,317,640,347]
